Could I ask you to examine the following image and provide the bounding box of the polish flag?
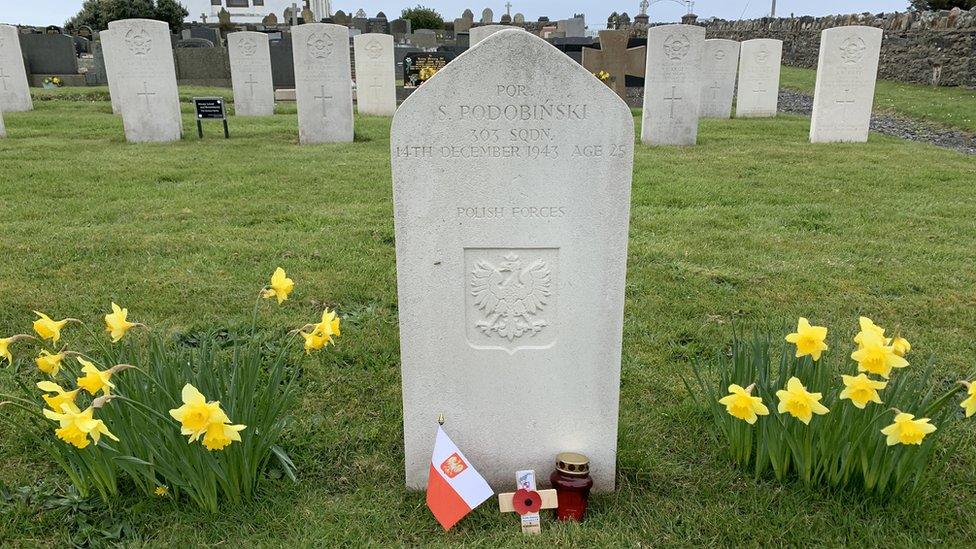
[426,426,494,530]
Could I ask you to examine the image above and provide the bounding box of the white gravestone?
[735,39,782,118]
[641,24,704,146]
[353,33,396,116]
[99,30,122,114]
[228,32,275,117]
[392,30,634,492]
[0,107,5,138]
[0,25,33,112]
[106,19,182,142]
[292,23,354,144]
[810,26,883,143]
[470,25,515,46]
[700,39,739,119]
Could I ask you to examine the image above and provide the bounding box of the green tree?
[401,5,445,30]
[66,0,188,32]
[909,0,975,9]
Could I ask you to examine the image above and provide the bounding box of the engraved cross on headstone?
[245,73,259,98]
[664,85,682,118]
[369,75,383,96]
[0,68,10,91]
[137,81,156,109]
[314,84,333,119]
[582,29,646,101]
[836,87,856,118]
[709,81,721,101]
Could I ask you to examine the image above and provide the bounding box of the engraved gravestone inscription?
[228,31,275,116]
[810,26,883,143]
[392,30,634,492]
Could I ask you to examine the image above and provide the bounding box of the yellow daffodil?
[300,309,341,354]
[960,382,976,418]
[168,384,230,442]
[851,331,908,379]
[154,486,169,497]
[776,376,829,424]
[35,350,65,377]
[0,337,12,365]
[43,402,119,449]
[891,336,911,357]
[785,317,829,361]
[76,358,115,396]
[261,267,295,304]
[36,381,79,412]
[201,421,246,451]
[881,412,936,446]
[717,384,769,424]
[839,374,887,409]
[853,316,885,349]
[32,311,73,344]
[104,303,140,343]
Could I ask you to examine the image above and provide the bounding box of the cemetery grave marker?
[391,29,634,492]
[581,30,646,102]
[106,19,182,142]
[642,24,704,146]
[735,39,782,118]
[353,33,396,116]
[810,26,883,143]
[99,30,122,114]
[0,24,33,112]
[699,39,739,119]
[228,31,275,117]
[292,23,354,144]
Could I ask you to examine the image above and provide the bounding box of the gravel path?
[778,89,976,155]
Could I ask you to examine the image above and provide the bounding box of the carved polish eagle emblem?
[470,253,551,341]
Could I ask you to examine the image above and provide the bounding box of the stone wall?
[703,8,976,87]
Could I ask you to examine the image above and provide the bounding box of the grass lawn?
[1,91,975,546]
[781,66,976,133]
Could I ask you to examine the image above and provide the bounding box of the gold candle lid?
[556,452,590,475]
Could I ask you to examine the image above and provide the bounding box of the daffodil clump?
[0,268,342,511]
[688,316,974,497]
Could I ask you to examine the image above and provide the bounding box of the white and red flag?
[426,426,494,530]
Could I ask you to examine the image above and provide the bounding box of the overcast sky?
[5,1,912,28]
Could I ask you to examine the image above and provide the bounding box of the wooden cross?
[497,470,558,535]
[582,30,646,101]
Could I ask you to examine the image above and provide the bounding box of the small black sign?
[193,97,227,120]
[193,97,229,139]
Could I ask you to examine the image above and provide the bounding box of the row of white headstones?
[0,21,881,147]
[641,24,883,146]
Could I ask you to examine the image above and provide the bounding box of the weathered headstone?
[0,107,6,138]
[470,25,518,46]
[0,25,33,112]
[642,24,704,146]
[292,23,353,144]
[581,30,646,102]
[481,8,494,24]
[99,30,122,114]
[228,31,275,116]
[699,39,739,119]
[735,38,782,118]
[810,26,883,143]
[392,30,634,492]
[514,13,525,25]
[106,19,182,142]
[353,33,396,116]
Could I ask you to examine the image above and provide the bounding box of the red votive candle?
[549,452,593,521]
